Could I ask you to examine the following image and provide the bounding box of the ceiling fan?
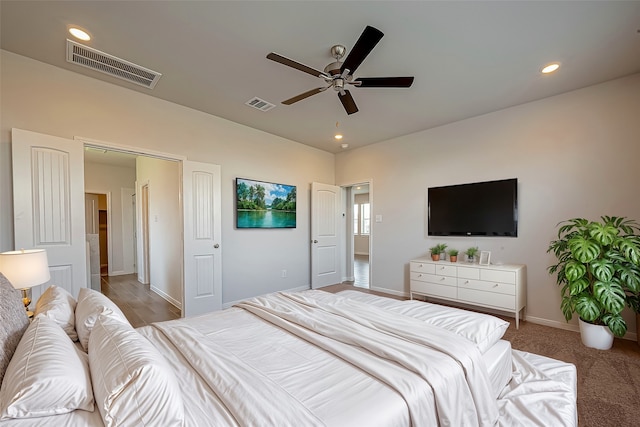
[266,25,414,115]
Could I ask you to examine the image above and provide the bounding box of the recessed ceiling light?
[541,63,560,74]
[69,27,91,41]
[334,134,343,140]
[341,143,349,149]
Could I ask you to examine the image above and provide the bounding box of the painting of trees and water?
[236,178,296,228]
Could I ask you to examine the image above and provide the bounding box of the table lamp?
[0,249,51,317]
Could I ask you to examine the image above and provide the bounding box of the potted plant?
[429,243,447,261]
[448,249,459,263]
[547,216,640,349]
[465,247,479,263]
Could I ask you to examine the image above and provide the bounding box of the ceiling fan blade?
[282,87,328,105]
[340,26,384,75]
[267,53,330,79]
[338,90,359,115]
[354,76,415,88]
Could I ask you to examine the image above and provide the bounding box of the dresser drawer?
[433,264,456,277]
[411,280,457,299]
[480,269,516,284]
[457,278,515,295]
[411,271,457,287]
[458,288,515,310]
[410,261,436,274]
[457,266,480,280]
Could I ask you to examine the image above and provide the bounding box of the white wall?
[0,50,335,304]
[84,161,137,275]
[136,157,182,306]
[336,73,640,334]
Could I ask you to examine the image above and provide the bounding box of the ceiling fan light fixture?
[541,62,560,74]
[68,27,91,41]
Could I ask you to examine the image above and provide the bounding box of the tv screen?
[236,178,296,228]
[428,178,518,237]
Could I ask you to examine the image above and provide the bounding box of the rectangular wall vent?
[245,97,276,112]
[66,39,162,89]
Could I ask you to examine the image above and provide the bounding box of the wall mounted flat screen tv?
[236,178,296,228]
[428,178,518,237]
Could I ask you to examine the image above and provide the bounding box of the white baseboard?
[150,285,182,310]
[108,270,134,277]
[526,315,638,341]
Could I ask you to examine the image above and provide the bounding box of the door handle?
[214,244,220,248]
[312,240,318,243]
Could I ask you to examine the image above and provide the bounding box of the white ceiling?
[2,1,639,154]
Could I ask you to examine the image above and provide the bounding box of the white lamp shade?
[0,249,51,290]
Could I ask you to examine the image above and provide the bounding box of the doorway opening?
[82,142,182,312]
[139,184,150,285]
[344,182,371,289]
[84,192,110,290]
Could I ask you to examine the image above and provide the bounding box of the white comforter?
[152,291,498,426]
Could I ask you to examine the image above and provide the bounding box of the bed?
[0,273,577,426]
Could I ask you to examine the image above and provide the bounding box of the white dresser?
[409,258,527,328]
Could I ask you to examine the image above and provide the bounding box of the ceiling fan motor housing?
[324,61,342,75]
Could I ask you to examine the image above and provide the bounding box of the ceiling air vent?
[245,97,276,112]
[66,39,162,89]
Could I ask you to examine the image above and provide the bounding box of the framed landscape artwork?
[235,178,296,228]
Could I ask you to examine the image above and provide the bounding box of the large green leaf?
[617,264,640,293]
[569,236,600,263]
[588,222,619,246]
[575,295,601,322]
[568,277,590,295]
[589,259,614,282]
[616,238,640,264]
[593,281,626,314]
[602,313,627,337]
[564,261,586,281]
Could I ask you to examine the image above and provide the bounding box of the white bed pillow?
[89,314,184,427]
[334,290,509,353]
[34,285,78,341]
[75,287,129,351]
[0,316,94,419]
[400,300,510,353]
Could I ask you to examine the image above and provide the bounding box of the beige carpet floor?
[502,319,640,427]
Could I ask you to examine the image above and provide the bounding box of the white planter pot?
[579,318,614,350]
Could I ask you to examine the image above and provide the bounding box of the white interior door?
[311,182,342,289]
[11,128,87,301]
[182,161,222,316]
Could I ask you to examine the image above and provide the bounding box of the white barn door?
[182,161,222,316]
[11,128,87,301]
[311,182,342,289]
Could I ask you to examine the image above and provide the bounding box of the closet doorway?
[344,182,371,289]
[84,192,109,290]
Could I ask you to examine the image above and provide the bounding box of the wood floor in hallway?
[100,274,181,328]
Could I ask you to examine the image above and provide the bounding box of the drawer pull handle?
[493,284,499,288]
[441,277,445,281]
[418,274,422,277]
[419,264,423,267]
[465,280,470,284]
